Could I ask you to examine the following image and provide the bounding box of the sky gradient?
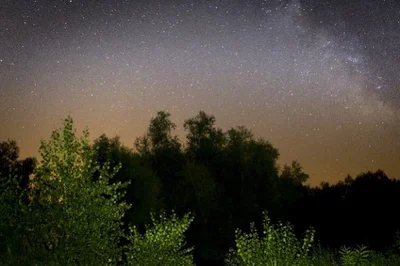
[1,0,399,186]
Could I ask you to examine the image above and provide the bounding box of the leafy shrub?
[225,211,315,266]
[125,209,195,266]
[339,245,371,266]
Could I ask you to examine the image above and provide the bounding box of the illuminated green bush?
[125,210,195,266]
[225,211,315,266]
[339,245,371,266]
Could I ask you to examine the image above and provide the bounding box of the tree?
[183,111,226,167]
[0,140,19,177]
[135,111,181,156]
[14,116,130,265]
[0,141,37,264]
[222,126,281,231]
[278,160,310,224]
[148,111,179,150]
[280,161,309,186]
[0,157,28,264]
[0,139,36,199]
[134,111,185,208]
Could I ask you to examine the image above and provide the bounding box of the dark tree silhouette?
[0,140,36,196]
[290,169,400,253]
[92,134,162,227]
[184,111,226,170]
[134,111,185,210]
[0,140,20,178]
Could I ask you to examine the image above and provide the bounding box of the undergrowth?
[225,212,400,266]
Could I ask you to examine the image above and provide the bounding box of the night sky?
[1,0,399,185]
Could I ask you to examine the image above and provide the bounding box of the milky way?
[1,0,399,185]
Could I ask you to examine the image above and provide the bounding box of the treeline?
[1,111,400,265]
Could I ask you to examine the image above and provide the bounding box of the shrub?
[339,245,371,266]
[125,209,195,266]
[225,211,315,266]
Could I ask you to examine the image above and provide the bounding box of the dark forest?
[1,111,399,265]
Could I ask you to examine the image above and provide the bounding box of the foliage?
[92,134,163,226]
[280,160,309,186]
[134,111,184,208]
[0,140,19,175]
[3,111,400,266]
[183,110,226,165]
[125,210,195,266]
[175,162,217,221]
[309,246,340,266]
[226,211,315,266]
[0,140,37,264]
[225,212,400,266]
[306,245,400,266]
[0,169,27,264]
[336,245,400,266]
[135,111,181,155]
[4,116,130,265]
[339,245,371,266]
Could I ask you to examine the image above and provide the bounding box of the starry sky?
[1,0,399,186]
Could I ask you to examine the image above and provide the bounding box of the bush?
[125,209,195,266]
[339,245,371,266]
[225,211,315,266]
